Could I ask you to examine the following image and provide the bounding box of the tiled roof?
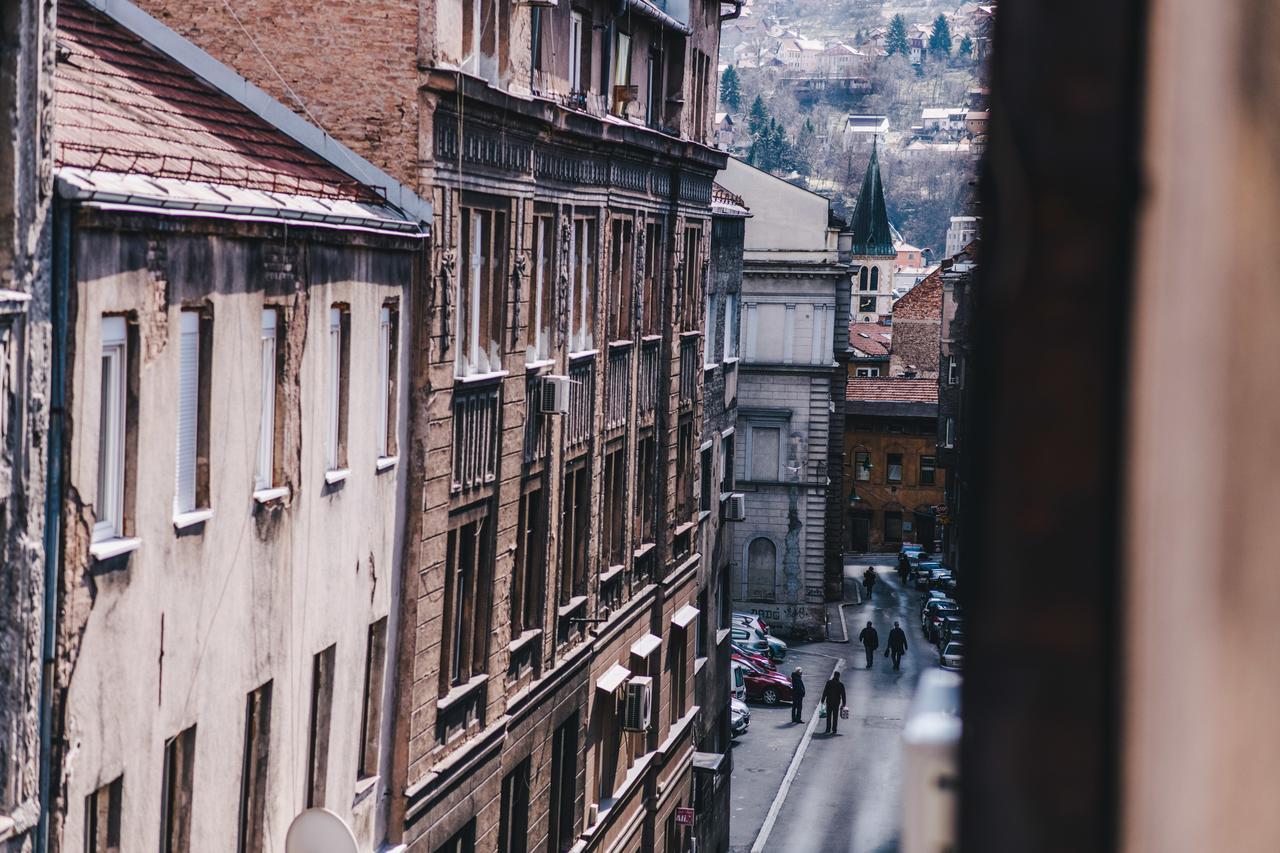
[54,0,375,202]
[848,322,891,356]
[846,376,938,403]
[892,268,943,321]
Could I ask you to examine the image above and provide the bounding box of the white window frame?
[945,417,956,448]
[255,309,277,491]
[569,12,584,93]
[947,354,960,385]
[95,316,127,543]
[378,306,395,459]
[174,310,201,517]
[326,307,342,471]
[856,367,881,378]
[569,217,595,355]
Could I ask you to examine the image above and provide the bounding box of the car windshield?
[945,644,964,655]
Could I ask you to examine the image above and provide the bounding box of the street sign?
[675,806,695,826]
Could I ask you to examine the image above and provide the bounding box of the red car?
[731,644,776,672]
[737,658,794,705]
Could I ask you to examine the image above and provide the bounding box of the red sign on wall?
[675,807,695,826]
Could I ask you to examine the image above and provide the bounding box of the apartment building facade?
[0,0,54,849]
[44,4,429,852]
[716,157,848,640]
[125,0,737,848]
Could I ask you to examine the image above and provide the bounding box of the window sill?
[698,510,712,524]
[508,628,542,655]
[633,541,656,560]
[723,356,740,366]
[568,349,599,360]
[454,369,510,385]
[703,362,719,373]
[558,595,588,618]
[376,456,398,472]
[525,358,555,371]
[436,673,488,713]
[324,468,351,485]
[608,339,634,349]
[172,508,213,530]
[599,564,626,586]
[253,486,290,504]
[90,537,142,561]
[352,774,379,807]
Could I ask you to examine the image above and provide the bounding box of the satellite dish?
[285,808,358,853]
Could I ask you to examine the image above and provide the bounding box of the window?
[858,296,877,313]
[887,453,904,483]
[676,418,694,519]
[531,7,545,73]
[530,213,555,361]
[561,464,590,602]
[458,205,507,375]
[601,445,627,570]
[748,425,780,481]
[570,216,597,353]
[547,715,579,853]
[569,13,584,92]
[681,227,702,329]
[670,627,688,725]
[326,305,351,472]
[174,310,211,518]
[704,294,718,365]
[379,304,399,459]
[442,510,493,688]
[920,455,937,485]
[645,51,660,128]
[723,293,738,359]
[746,303,785,362]
[720,432,735,495]
[612,30,632,116]
[855,450,872,481]
[359,617,388,779]
[461,0,505,81]
[85,777,122,853]
[700,445,713,512]
[435,820,476,853]
[642,221,665,336]
[945,417,956,448]
[609,216,634,342]
[947,354,960,384]
[856,367,881,377]
[870,266,880,290]
[238,682,272,853]
[306,645,335,808]
[160,726,196,853]
[95,316,128,542]
[635,434,658,546]
[746,537,776,600]
[859,267,869,291]
[255,309,283,491]
[512,483,547,637]
[498,758,531,853]
[885,511,903,541]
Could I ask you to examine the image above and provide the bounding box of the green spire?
[850,141,895,257]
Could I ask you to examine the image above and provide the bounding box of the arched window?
[746,537,777,601]
[870,266,880,291]
[859,267,869,291]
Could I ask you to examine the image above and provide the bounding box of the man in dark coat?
[858,621,880,668]
[863,566,877,599]
[790,667,806,723]
[822,671,847,734]
[886,621,909,671]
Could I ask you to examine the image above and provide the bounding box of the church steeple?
[850,142,895,257]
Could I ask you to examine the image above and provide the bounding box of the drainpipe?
[37,198,71,853]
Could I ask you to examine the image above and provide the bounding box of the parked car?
[731,645,776,673]
[940,641,964,670]
[899,543,925,561]
[913,561,945,590]
[928,571,955,592]
[730,626,787,662]
[738,657,794,705]
[730,697,751,737]
[937,615,965,649]
[733,612,770,636]
[921,596,957,624]
[925,604,961,643]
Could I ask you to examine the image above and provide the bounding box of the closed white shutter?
[378,307,391,457]
[256,309,276,489]
[327,308,341,470]
[174,311,200,514]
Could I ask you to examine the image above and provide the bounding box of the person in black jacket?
[822,671,847,734]
[886,621,909,671]
[858,621,880,668]
[790,668,806,723]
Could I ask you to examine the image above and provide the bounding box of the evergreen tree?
[929,14,953,58]
[748,95,769,137]
[887,15,909,57]
[958,34,974,58]
[720,65,741,111]
[792,119,816,176]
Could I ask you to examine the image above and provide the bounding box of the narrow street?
[730,555,937,853]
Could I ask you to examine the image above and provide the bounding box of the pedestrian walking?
[822,671,847,734]
[886,621,908,671]
[863,566,877,599]
[858,621,880,668]
[790,668,806,723]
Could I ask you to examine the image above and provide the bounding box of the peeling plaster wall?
[52,220,415,853]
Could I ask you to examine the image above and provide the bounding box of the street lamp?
[847,443,873,504]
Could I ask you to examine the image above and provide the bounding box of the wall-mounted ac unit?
[539,375,572,414]
[724,493,746,522]
[622,676,653,732]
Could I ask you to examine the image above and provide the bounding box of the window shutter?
[378,307,391,457]
[175,311,200,514]
[327,308,341,470]
[256,310,276,489]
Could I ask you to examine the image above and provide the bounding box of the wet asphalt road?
[729,555,938,853]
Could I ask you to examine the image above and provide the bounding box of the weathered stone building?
[717,157,848,640]
[937,243,978,574]
[0,0,54,849]
[125,0,737,848]
[889,271,943,380]
[44,5,428,852]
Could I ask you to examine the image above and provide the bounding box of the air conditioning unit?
[622,676,653,732]
[539,375,572,415]
[724,493,746,522]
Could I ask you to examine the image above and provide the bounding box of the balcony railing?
[451,382,500,492]
[566,355,596,450]
[523,375,550,465]
[605,344,632,433]
[638,339,662,418]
